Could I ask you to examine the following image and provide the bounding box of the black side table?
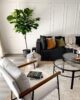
[23,49,31,57]
[32,47,36,52]
[65,47,77,54]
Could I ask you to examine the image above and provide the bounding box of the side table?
[32,47,36,52]
[27,52,41,68]
[23,49,31,57]
[65,44,77,53]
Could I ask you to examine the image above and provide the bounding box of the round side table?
[27,52,41,68]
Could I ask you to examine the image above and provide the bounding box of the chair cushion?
[16,73,31,100]
[0,58,31,100]
[0,66,21,99]
[34,77,57,100]
[29,69,57,100]
[0,58,21,79]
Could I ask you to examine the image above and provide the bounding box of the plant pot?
[23,49,31,57]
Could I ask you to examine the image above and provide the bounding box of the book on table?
[27,71,43,79]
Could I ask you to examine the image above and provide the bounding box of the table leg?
[53,61,55,74]
[71,71,75,89]
[62,60,65,73]
[33,63,36,69]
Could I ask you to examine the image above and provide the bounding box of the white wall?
[0,0,80,54]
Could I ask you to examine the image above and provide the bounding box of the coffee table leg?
[71,71,75,89]
[33,63,36,69]
[53,61,55,73]
[62,60,65,73]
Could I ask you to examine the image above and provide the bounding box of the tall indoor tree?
[7,8,40,56]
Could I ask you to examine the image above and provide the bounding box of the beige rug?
[0,60,80,100]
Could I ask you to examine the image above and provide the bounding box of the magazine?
[27,71,43,79]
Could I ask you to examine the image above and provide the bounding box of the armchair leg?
[57,76,60,100]
[32,91,34,100]
[11,91,13,100]
[11,91,17,100]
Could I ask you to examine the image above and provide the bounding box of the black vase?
[23,49,31,57]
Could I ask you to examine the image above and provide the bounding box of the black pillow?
[76,36,80,46]
[55,36,65,42]
[40,35,52,50]
[40,36,47,50]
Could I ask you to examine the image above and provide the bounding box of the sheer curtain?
[0,40,3,57]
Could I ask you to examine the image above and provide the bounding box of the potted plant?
[7,8,40,57]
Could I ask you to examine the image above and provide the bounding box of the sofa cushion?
[55,36,65,41]
[16,73,31,100]
[47,38,56,49]
[40,36,47,50]
[56,38,65,47]
[76,36,80,46]
[40,35,52,50]
[41,47,66,60]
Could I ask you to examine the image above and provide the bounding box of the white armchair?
[0,58,61,100]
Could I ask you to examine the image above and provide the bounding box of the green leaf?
[24,8,33,17]
[33,23,39,29]
[7,15,14,21]
[35,17,40,21]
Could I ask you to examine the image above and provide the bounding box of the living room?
[0,0,80,100]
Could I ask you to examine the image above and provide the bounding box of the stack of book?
[27,71,43,79]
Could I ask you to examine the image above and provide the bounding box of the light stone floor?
[0,55,80,100]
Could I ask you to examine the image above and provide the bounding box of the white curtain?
[0,40,3,57]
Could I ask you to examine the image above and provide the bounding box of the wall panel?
[51,2,65,35]
[0,0,80,54]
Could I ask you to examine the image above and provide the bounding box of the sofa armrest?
[36,39,42,54]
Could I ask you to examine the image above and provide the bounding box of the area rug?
[0,60,80,100]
